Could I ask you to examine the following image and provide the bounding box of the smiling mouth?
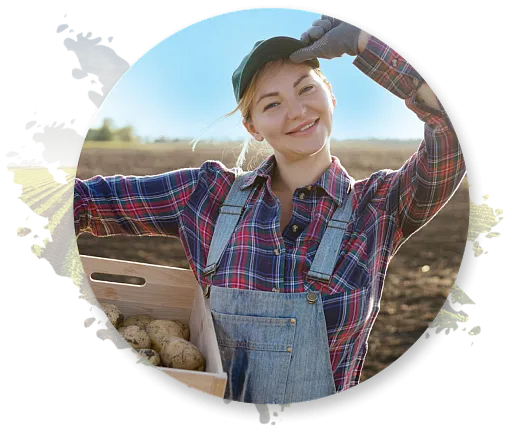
[287,118,319,135]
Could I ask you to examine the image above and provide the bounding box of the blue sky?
[14,7,424,166]
[91,8,425,141]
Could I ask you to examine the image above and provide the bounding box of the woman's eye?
[264,85,314,111]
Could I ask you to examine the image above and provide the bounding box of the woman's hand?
[290,16,369,62]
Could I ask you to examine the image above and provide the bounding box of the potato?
[118,325,151,350]
[158,336,205,371]
[138,349,161,366]
[145,320,187,350]
[100,303,124,329]
[173,320,190,341]
[120,314,154,330]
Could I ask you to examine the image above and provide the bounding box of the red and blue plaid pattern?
[75,36,466,392]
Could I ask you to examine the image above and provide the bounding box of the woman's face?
[243,62,336,162]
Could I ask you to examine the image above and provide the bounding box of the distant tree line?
[86,119,185,144]
[85,118,421,146]
[86,118,137,142]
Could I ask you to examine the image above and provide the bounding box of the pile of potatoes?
[100,303,205,372]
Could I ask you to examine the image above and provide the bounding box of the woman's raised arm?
[352,34,466,252]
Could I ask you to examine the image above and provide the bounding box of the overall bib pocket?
[211,310,297,404]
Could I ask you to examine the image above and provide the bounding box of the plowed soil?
[76,141,469,383]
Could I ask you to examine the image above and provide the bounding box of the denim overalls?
[202,170,356,404]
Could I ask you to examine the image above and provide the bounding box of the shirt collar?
[240,154,353,207]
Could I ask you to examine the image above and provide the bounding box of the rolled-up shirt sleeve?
[353,36,466,253]
[74,167,200,238]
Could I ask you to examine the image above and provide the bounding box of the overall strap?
[307,181,356,283]
[203,169,254,292]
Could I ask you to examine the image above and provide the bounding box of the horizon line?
[113,137,424,142]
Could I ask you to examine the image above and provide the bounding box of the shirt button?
[306,185,312,190]
[291,224,299,233]
[286,346,292,353]
[272,287,279,292]
[298,192,306,199]
[392,58,398,66]
[274,248,280,256]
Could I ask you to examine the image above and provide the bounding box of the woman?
[75,16,466,404]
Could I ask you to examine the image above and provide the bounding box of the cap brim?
[237,36,320,102]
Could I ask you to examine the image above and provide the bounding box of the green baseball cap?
[232,36,320,103]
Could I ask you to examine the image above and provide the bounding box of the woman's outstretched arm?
[74,167,200,238]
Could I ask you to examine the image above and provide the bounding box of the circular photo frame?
[74,8,469,404]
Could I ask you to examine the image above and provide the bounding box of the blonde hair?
[191,58,332,169]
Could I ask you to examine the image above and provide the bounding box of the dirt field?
[76,141,469,382]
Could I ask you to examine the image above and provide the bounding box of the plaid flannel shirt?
[75,36,466,392]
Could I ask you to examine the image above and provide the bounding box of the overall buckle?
[202,264,217,298]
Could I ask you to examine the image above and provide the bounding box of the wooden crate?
[80,255,227,398]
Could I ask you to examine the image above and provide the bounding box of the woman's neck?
[270,146,333,193]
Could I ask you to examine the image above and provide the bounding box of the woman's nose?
[286,99,306,120]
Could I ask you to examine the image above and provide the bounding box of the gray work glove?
[290,16,361,63]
